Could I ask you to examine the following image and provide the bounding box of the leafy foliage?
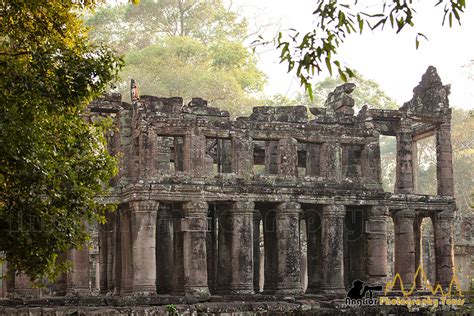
[86,0,248,55]
[0,0,121,282]
[272,0,466,97]
[119,36,265,116]
[86,0,265,117]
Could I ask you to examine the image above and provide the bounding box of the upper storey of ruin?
[88,66,455,210]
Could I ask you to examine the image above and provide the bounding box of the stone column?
[120,206,132,295]
[231,202,254,294]
[182,201,209,296]
[113,212,121,295]
[253,210,262,293]
[436,121,454,196]
[395,118,414,193]
[265,140,279,175]
[277,138,298,176]
[305,208,322,293]
[206,207,218,293]
[11,273,40,298]
[218,202,254,294]
[320,203,345,294]
[433,211,455,287]
[217,206,231,293]
[232,132,253,177]
[414,214,423,289]
[156,203,174,294]
[320,141,341,180]
[183,129,210,177]
[365,206,389,283]
[98,222,108,294]
[129,200,158,295]
[106,211,115,294]
[361,137,382,183]
[171,208,185,295]
[393,209,416,289]
[67,246,90,295]
[275,202,302,295]
[263,209,277,293]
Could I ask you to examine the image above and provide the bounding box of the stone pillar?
[181,201,209,296]
[361,137,382,183]
[206,207,218,293]
[253,210,262,293]
[217,206,231,294]
[11,273,40,298]
[98,222,108,294]
[278,138,298,176]
[106,211,115,294]
[436,121,454,196]
[172,209,185,295]
[113,212,121,295]
[365,206,389,283]
[275,202,302,294]
[120,206,132,295]
[263,209,277,293]
[265,140,279,175]
[306,208,322,293]
[129,200,158,295]
[67,246,90,295]
[433,211,455,287]
[320,141,341,180]
[156,203,174,294]
[230,202,254,294]
[393,209,416,288]
[53,252,67,296]
[414,214,423,289]
[218,202,254,294]
[184,129,210,177]
[320,203,345,294]
[395,118,414,193]
[232,132,253,177]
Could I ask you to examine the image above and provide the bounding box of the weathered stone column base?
[225,284,254,295]
[317,288,346,295]
[275,283,303,295]
[131,285,158,297]
[184,286,210,297]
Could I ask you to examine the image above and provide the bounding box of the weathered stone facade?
[2,66,460,301]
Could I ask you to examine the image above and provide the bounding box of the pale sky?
[234,0,474,110]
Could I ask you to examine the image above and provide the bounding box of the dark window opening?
[297,143,307,177]
[252,140,266,175]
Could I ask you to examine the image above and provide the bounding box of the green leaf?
[325,56,332,75]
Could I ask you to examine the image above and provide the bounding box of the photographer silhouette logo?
[345,280,382,307]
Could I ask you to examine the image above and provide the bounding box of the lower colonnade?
[6,200,454,298]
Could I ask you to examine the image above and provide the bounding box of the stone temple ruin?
[1,67,459,302]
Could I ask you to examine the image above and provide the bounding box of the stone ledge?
[1,296,472,315]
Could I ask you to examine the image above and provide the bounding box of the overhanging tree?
[0,0,122,282]
[272,0,466,96]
